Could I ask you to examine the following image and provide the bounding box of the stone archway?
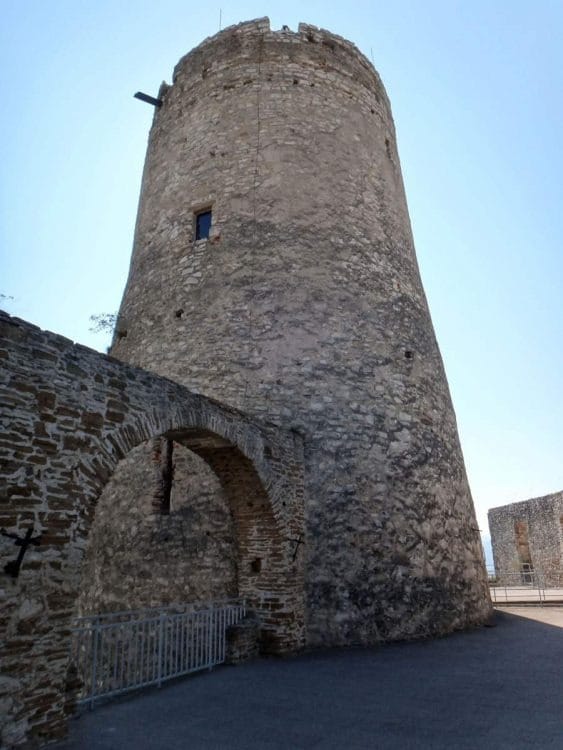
[0,312,305,746]
[78,424,304,654]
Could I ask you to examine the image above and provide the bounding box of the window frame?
[194,207,212,241]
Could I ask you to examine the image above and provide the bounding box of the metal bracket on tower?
[134,92,163,108]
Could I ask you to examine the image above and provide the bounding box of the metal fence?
[70,600,246,707]
[488,568,563,605]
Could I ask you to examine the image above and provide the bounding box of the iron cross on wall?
[0,526,42,578]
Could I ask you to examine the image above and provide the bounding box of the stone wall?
[77,441,237,615]
[111,17,492,646]
[488,493,563,584]
[0,311,304,747]
[225,613,261,664]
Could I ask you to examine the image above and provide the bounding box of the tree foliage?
[89,312,117,334]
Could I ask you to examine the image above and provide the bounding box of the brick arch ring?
[106,402,302,535]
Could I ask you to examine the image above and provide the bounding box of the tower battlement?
[170,18,388,109]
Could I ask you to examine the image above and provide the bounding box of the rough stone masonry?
[0,17,491,748]
[489,492,563,584]
[108,15,490,647]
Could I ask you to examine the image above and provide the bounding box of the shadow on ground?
[52,610,563,749]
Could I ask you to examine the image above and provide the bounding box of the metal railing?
[70,599,246,707]
[489,570,545,604]
[488,568,563,605]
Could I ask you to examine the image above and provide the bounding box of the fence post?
[207,609,213,671]
[157,613,165,687]
[90,619,100,711]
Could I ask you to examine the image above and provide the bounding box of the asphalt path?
[52,608,563,749]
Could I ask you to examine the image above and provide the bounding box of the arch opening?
[76,425,302,656]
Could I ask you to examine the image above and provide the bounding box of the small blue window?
[195,209,212,240]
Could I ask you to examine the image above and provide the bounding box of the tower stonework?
[111,18,491,644]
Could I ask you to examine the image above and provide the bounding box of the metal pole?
[157,613,165,687]
[90,621,100,710]
[207,610,213,670]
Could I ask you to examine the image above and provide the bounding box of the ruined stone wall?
[0,311,304,747]
[111,18,491,645]
[488,493,563,584]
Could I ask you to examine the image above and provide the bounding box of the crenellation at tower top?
[171,18,388,105]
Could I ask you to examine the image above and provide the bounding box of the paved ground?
[53,608,563,750]
[501,605,563,627]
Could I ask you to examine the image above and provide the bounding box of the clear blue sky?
[1,1,562,552]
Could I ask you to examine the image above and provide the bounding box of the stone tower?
[111,18,491,645]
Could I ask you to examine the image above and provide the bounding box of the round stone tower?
[112,18,491,645]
